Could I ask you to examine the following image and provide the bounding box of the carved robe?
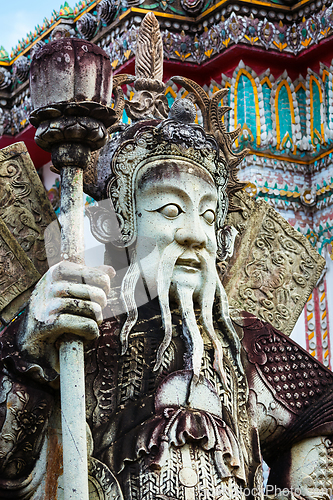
[87,301,260,500]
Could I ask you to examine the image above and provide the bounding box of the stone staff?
[29,38,115,499]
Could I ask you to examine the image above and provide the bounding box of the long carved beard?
[120,241,243,386]
[119,249,141,355]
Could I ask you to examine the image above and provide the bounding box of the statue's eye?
[202,209,215,225]
[158,204,183,218]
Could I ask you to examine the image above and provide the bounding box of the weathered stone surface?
[29,38,113,110]
[0,141,61,322]
[0,141,60,274]
[223,190,326,335]
[0,217,40,323]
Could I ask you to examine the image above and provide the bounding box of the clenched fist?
[18,261,115,373]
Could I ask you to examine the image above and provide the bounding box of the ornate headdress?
[85,12,248,260]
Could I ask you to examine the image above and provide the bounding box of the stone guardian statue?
[0,12,332,500]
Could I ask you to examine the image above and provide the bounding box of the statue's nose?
[174,220,207,248]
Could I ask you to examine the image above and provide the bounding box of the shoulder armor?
[239,311,333,441]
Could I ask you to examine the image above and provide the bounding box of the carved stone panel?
[223,191,326,335]
[0,217,40,323]
[0,142,60,275]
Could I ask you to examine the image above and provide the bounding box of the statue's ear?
[86,205,122,245]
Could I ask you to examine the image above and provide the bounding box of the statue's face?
[135,160,218,299]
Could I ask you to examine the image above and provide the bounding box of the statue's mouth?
[175,258,201,271]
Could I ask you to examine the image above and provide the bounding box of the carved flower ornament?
[13,409,45,435]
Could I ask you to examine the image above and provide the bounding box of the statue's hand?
[18,261,115,373]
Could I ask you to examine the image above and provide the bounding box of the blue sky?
[0,1,70,53]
